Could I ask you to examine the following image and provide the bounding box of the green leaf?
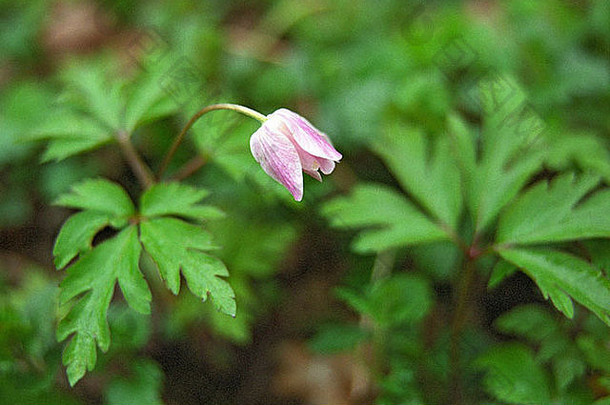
[369,274,433,326]
[140,217,235,316]
[57,226,150,386]
[495,304,558,342]
[476,343,551,405]
[374,123,462,229]
[338,274,433,327]
[546,134,610,183]
[123,57,179,132]
[488,259,518,289]
[552,353,586,391]
[60,58,124,131]
[27,110,113,162]
[55,178,135,225]
[309,323,369,355]
[584,240,610,273]
[106,360,164,405]
[464,89,545,233]
[499,248,610,326]
[497,173,610,244]
[140,182,224,221]
[576,335,610,375]
[53,211,111,269]
[321,183,449,253]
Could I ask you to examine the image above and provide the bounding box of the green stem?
[116,130,155,189]
[157,103,267,179]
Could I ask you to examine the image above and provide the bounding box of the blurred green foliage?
[1,0,609,404]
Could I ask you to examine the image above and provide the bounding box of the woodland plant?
[22,57,610,404]
[27,55,342,386]
[13,3,610,403]
[319,78,610,404]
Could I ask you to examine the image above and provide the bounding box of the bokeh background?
[1,0,609,404]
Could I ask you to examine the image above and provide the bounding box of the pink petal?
[250,126,304,201]
[271,109,342,161]
[294,147,322,181]
[319,158,336,175]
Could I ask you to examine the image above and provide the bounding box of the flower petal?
[271,109,342,161]
[319,158,336,175]
[250,126,303,201]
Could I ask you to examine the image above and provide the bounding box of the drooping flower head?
[249,108,342,201]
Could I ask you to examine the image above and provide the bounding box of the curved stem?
[116,130,154,189]
[157,103,266,179]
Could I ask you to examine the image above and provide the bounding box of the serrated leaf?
[497,173,610,244]
[53,211,112,269]
[55,178,135,225]
[374,123,462,229]
[476,343,551,405]
[499,248,610,326]
[140,182,224,221]
[140,217,235,316]
[57,226,150,386]
[321,183,449,253]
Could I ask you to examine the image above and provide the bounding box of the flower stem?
[116,130,155,189]
[158,103,266,179]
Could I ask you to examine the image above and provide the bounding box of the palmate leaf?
[447,79,546,234]
[499,248,610,326]
[57,226,150,386]
[60,59,125,131]
[53,211,112,269]
[322,183,449,253]
[53,178,135,268]
[497,173,610,244]
[30,56,178,161]
[25,110,113,162]
[140,182,224,221]
[54,179,231,385]
[55,178,135,224]
[139,183,235,316]
[123,56,179,133]
[374,123,463,229]
[322,121,463,253]
[140,218,235,316]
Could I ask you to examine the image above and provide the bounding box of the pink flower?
[250,108,342,201]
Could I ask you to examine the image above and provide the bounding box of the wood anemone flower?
[249,108,342,201]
